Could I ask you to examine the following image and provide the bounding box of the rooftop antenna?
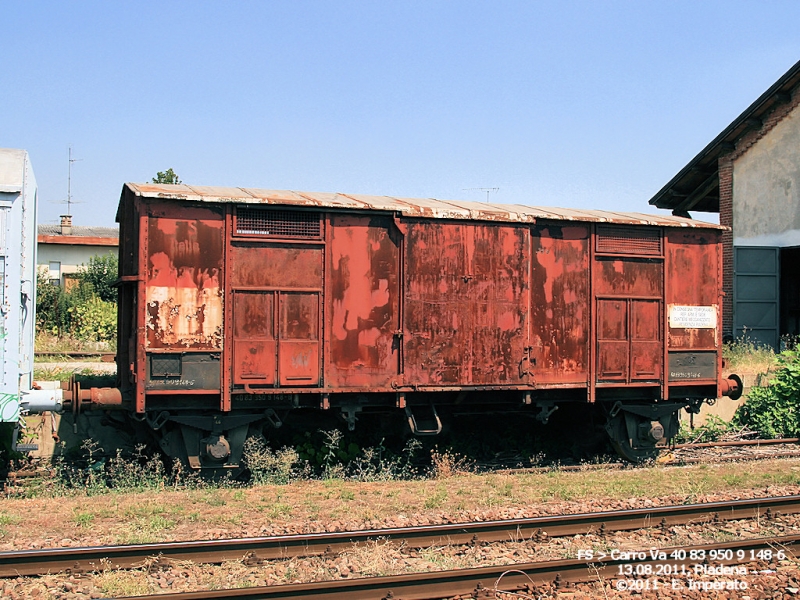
[66,146,83,215]
[462,187,499,203]
[56,146,84,216]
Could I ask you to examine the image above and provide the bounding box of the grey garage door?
[734,246,779,350]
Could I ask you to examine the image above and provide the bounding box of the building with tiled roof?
[37,215,118,287]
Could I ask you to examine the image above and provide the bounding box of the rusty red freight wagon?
[69,184,742,467]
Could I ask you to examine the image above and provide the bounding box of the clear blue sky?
[3,1,800,227]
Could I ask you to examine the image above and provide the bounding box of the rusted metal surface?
[4,495,799,578]
[233,291,275,385]
[145,205,224,350]
[125,183,726,229]
[530,223,589,383]
[327,215,400,387]
[229,241,323,388]
[229,244,323,288]
[108,181,733,458]
[666,229,720,351]
[403,221,529,386]
[593,228,664,384]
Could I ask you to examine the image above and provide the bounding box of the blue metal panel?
[0,149,37,422]
[734,246,779,350]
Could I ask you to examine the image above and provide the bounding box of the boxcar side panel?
[666,229,720,350]
[326,214,400,388]
[665,229,721,384]
[229,242,324,387]
[403,221,529,386]
[593,237,664,384]
[145,205,224,350]
[529,223,590,384]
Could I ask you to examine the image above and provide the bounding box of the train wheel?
[606,413,661,463]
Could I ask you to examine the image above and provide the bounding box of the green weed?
[675,415,732,443]
[73,511,95,528]
[724,334,776,373]
[734,349,800,438]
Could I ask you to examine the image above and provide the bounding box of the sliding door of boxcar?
[326,215,400,388]
[529,223,590,384]
[403,221,529,386]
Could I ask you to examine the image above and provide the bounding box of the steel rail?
[673,438,800,449]
[2,494,799,578]
[487,441,800,474]
[117,534,800,600]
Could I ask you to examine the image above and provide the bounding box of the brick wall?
[718,156,734,338]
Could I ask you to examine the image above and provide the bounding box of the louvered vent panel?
[237,209,321,238]
[151,354,182,377]
[596,225,662,255]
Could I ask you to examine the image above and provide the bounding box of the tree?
[152,168,182,184]
[78,254,118,303]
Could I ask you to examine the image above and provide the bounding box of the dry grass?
[724,336,777,375]
[3,459,800,551]
[35,332,115,355]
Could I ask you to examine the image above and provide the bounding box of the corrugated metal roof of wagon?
[123,183,726,230]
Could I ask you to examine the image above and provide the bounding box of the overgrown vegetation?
[733,348,800,438]
[35,254,117,346]
[7,429,436,499]
[244,430,424,485]
[723,333,776,373]
[674,415,733,444]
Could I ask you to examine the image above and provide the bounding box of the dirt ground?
[2,458,800,551]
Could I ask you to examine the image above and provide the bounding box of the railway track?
[672,437,800,449]
[34,351,115,362]
[476,436,800,474]
[2,494,799,578]
[77,535,800,599]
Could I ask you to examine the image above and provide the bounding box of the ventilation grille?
[237,208,321,238]
[596,225,662,255]
[151,354,181,378]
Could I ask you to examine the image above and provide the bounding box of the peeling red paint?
[124,184,726,415]
[145,214,224,349]
[666,230,720,350]
[404,221,529,385]
[327,215,400,387]
[530,224,589,383]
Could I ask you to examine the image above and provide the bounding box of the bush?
[70,296,116,342]
[79,254,118,303]
[35,255,118,342]
[242,437,300,485]
[723,334,776,373]
[733,349,800,438]
[35,267,72,335]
